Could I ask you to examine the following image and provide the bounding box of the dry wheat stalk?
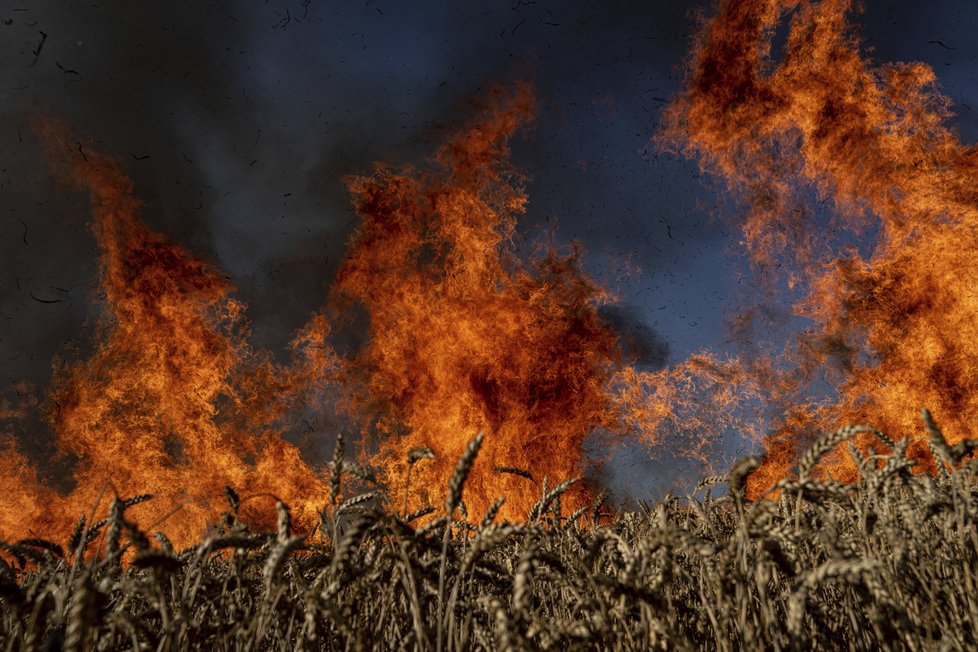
[446,432,484,516]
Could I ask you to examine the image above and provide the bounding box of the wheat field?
[1,410,976,651]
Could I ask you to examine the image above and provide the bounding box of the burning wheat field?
[1,0,978,649]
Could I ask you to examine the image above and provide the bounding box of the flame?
[333,86,612,518]
[331,86,759,519]
[3,0,966,537]
[661,0,978,491]
[2,86,760,545]
[0,124,333,546]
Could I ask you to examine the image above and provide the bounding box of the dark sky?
[2,0,978,496]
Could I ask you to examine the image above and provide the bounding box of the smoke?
[598,304,670,370]
[0,1,244,389]
[0,0,700,390]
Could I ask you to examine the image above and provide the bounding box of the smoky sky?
[2,0,978,497]
[0,0,704,386]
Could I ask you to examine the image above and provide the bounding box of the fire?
[331,86,766,520]
[661,0,978,492]
[0,123,333,547]
[336,86,605,521]
[336,86,630,518]
[25,21,932,545]
[2,90,751,545]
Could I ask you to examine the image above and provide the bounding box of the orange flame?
[332,86,760,519]
[661,0,978,492]
[0,124,333,546]
[2,87,761,545]
[333,86,614,518]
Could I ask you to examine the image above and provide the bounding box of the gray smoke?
[0,0,700,390]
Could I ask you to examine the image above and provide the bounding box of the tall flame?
[333,86,616,518]
[3,85,765,545]
[661,0,978,491]
[0,124,333,546]
[334,86,759,518]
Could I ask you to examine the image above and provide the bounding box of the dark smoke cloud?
[598,304,670,370]
[0,0,698,389]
